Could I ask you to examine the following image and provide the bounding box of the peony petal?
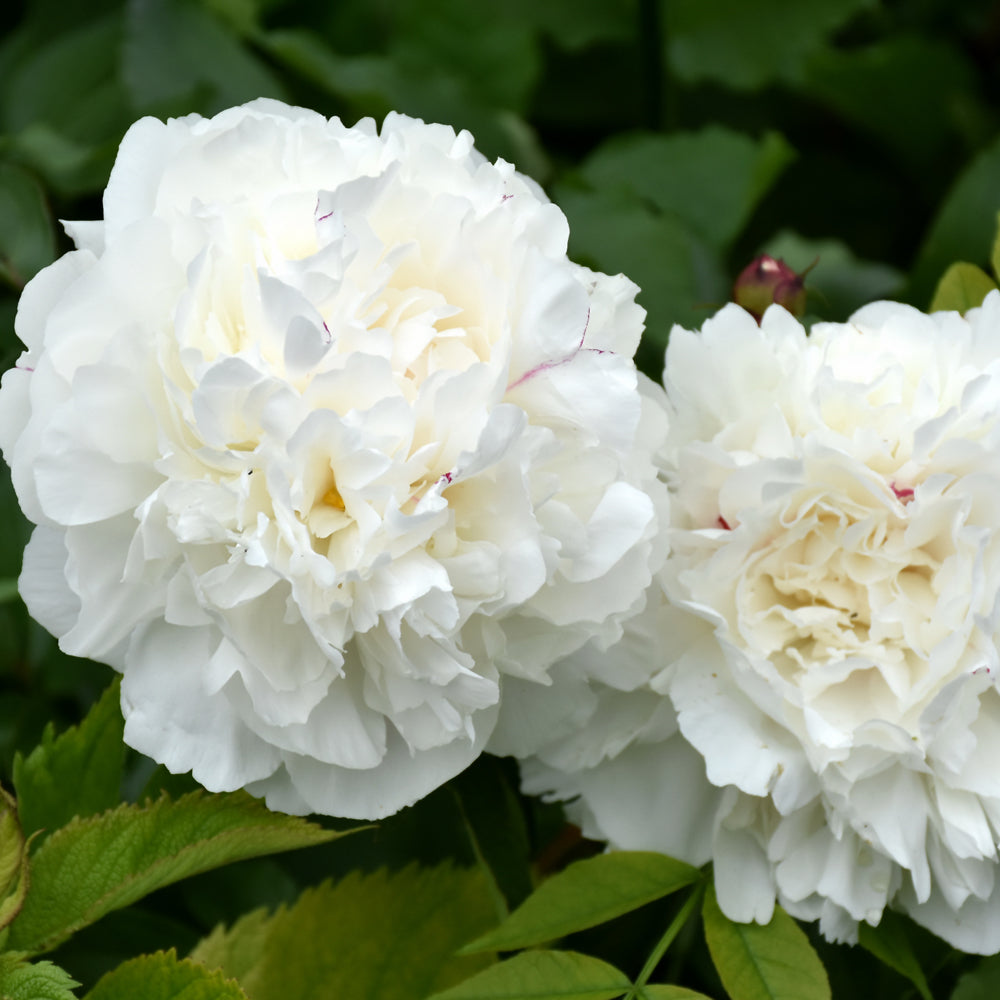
[0,100,665,826]
[713,820,776,924]
[275,702,499,820]
[18,526,80,639]
[122,621,283,790]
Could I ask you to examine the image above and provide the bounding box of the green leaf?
[257,29,549,178]
[14,679,125,843]
[0,785,28,930]
[257,29,394,106]
[804,38,978,175]
[452,757,533,914]
[702,885,830,1000]
[6,789,347,955]
[580,128,795,251]
[952,954,1000,1000]
[0,161,55,288]
[636,988,714,999]
[426,951,632,1000]
[201,0,262,38]
[909,133,1000,305]
[86,950,248,1000]
[387,0,542,113]
[190,865,497,999]
[463,852,702,954]
[664,0,876,90]
[761,230,904,320]
[5,125,109,198]
[122,0,286,112]
[0,787,23,897]
[0,579,18,603]
[928,262,997,314]
[0,954,79,1000]
[0,16,126,140]
[190,907,271,985]
[499,0,635,51]
[857,912,932,1000]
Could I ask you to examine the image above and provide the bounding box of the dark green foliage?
[1,2,999,998]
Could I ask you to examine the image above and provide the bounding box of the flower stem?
[626,879,707,998]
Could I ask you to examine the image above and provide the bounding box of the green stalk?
[626,879,707,998]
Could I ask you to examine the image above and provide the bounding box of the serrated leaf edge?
[10,790,342,954]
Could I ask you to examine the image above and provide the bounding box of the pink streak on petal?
[507,309,597,391]
[891,482,915,504]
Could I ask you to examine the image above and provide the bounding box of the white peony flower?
[0,99,666,820]
[520,296,1000,953]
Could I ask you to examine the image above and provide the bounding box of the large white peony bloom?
[520,296,1000,952]
[0,99,665,820]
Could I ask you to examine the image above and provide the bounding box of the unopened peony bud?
[732,254,808,321]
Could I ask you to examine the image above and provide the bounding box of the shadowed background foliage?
[3,1,1000,995]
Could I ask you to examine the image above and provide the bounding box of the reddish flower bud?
[733,254,809,322]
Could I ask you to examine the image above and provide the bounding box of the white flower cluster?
[523,297,1000,953]
[0,100,665,820]
[9,97,1000,956]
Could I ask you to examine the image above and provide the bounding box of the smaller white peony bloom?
[519,295,1000,953]
[0,99,667,820]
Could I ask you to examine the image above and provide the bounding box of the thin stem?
[450,787,510,924]
[626,879,707,998]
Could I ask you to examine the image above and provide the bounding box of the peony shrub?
[521,296,1000,953]
[0,99,667,820]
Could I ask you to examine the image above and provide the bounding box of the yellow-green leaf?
[463,852,703,954]
[991,211,1000,284]
[702,885,830,1000]
[7,790,347,955]
[427,950,632,1000]
[190,865,496,1000]
[0,954,78,1000]
[85,950,247,1000]
[929,261,996,313]
[0,785,28,931]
